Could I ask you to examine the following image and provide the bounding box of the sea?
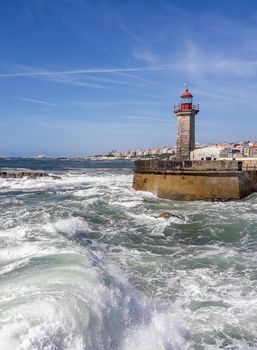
[0,158,257,350]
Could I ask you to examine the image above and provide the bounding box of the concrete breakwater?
[133,159,257,200]
[0,170,60,179]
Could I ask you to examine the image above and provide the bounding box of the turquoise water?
[0,159,257,349]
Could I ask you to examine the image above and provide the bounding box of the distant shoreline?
[0,157,142,161]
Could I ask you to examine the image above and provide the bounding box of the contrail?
[0,66,170,77]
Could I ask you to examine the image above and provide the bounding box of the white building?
[191,146,223,161]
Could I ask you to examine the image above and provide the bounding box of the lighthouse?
[134,85,257,201]
[174,86,199,161]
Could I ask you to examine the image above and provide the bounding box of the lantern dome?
[181,89,193,98]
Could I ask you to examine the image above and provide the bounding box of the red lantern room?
[180,89,193,110]
[174,86,199,113]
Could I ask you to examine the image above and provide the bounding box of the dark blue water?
[0,158,134,171]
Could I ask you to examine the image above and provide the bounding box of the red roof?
[181,89,193,98]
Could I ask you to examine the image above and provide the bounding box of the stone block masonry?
[133,160,257,201]
[176,111,196,161]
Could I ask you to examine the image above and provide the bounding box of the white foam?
[0,172,132,193]
[50,217,90,239]
[111,200,143,208]
[122,311,190,350]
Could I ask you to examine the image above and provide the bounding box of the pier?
[133,159,257,200]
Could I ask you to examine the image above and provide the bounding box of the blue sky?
[1,0,257,156]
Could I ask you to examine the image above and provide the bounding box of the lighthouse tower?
[174,86,199,161]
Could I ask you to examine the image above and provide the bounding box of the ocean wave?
[0,218,188,350]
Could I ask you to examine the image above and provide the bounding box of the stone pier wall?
[133,160,257,200]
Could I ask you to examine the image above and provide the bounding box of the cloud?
[125,115,169,123]
[113,14,146,45]
[133,49,159,64]
[176,40,257,78]
[5,52,257,87]
[0,66,168,78]
[72,101,165,108]
[113,71,153,83]
[193,89,251,105]
[0,64,172,91]
[16,96,61,107]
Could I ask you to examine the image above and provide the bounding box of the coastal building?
[241,141,250,157]
[191,146,222,160]
[249,145,257,158]
[174,87,199,160]
[219,148,233,158]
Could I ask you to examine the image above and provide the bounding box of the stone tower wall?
[176,111,196,160]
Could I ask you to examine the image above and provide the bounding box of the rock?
[158,211,181,220]
[51,175,62,180]
[0,170,61,180]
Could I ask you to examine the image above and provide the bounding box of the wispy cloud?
[173,40,257,78]
[113,14,146,45]
[0,66,168,78]
[125,115,169,123]
[16,96,61,107]
[72,101,165,108]
[6,52,257,89]
[0,64,172,91]
[113,71,153,83]
[133,49,159,64]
